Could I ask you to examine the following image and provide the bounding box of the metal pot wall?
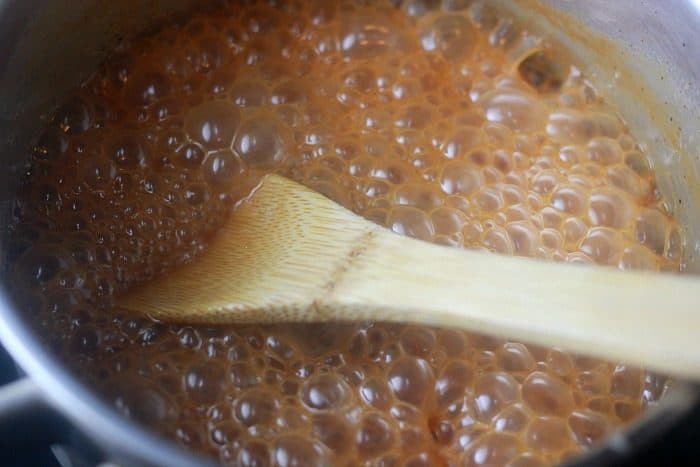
[0,1,698,466]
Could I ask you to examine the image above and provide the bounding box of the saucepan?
[0,0,698,465]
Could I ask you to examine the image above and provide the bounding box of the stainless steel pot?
[0,1,698,466]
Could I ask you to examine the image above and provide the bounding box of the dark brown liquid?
[7,1,683,465]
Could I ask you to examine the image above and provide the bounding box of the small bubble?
[175,143,205,168]
[126,71,172,106]
[420,14,475,61]
[183,364,225,405]
[230,81,269,107]
[234,389,278,427]
[274,436,324,467]
[55,96,93,135]
[301,373,351,411]
[234,116,289,167]
[522,372,574,417]
[356,413,395,458]
[185,100,240,149]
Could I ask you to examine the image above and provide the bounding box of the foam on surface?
[6,1,683,465]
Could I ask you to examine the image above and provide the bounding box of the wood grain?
[118,175,700,379]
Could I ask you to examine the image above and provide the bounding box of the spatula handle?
[117,175,700,379]
[325,228,700,378]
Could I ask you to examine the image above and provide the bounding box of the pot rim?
[0,0,698,465]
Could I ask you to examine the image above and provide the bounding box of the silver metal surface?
[0,378,44,420]
[0,1,698,466]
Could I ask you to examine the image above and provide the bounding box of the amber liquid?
[7,1,683,466]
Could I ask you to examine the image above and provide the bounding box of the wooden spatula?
[117,174,700,378]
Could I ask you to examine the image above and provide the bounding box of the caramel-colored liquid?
[8,1,683,466]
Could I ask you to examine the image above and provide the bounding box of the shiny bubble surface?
[8,1,681,466]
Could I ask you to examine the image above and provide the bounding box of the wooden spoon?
[118,174,700,378]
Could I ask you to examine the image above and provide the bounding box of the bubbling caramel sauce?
[7,1,684,465]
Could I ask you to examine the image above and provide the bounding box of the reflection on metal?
[0,1,698,466]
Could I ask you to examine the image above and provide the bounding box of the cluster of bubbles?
[6,0,683,465]
[92,319,673,466]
